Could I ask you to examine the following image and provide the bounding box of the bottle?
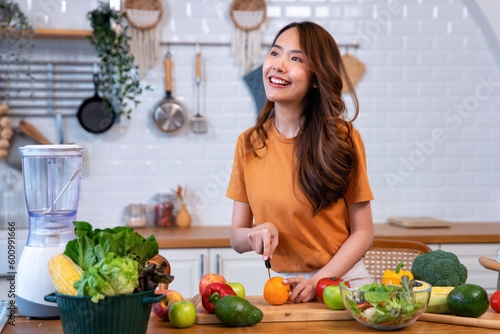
[153,193,177,227]
[176,203,191,228]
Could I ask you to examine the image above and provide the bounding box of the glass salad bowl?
[339,277,432,331]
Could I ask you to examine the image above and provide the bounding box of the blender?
[15,145,84,318]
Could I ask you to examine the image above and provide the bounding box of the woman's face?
[263,27,314,110]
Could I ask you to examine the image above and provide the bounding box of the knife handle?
[265,259,271,269]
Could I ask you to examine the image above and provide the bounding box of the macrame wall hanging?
[230,0,267,75]
[124,0,163,77]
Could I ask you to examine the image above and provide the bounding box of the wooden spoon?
[478,256,500,272]
[19,120,52,144]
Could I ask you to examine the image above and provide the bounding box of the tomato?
[168,300,197,328]
[227,282,246,299]
[316,277,346,301]
[323,285,345,310]
[491,291,500,313]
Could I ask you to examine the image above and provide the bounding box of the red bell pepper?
[201,282,236,313]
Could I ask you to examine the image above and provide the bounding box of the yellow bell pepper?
[382,262,414,286]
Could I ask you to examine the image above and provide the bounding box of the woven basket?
[124,0,163,30]
[230,0,267,31]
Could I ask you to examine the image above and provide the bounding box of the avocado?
[447,284,489,318]
[214,295,263,327]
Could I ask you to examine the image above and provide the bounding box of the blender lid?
[19,144,84,157]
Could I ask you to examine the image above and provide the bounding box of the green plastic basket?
[44,290,165,334]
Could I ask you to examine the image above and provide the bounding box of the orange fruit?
[264,276,290,305]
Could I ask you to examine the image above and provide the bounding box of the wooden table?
[3,315,500,334]
[136,222,500,249]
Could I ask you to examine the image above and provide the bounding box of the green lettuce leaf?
[74,253,139,303]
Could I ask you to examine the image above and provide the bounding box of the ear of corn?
[47,254,83,296]
[419,286,455,314]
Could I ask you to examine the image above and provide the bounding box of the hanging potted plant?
[87,2,147,119]
[0,0,34,96]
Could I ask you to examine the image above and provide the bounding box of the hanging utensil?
[191,44,207,134]
[77,67,117,134]
[5,121,53,172]
[152,51,187,133]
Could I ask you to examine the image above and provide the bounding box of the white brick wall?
[2,0,499,229]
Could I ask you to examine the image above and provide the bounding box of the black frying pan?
[77,73,116,134]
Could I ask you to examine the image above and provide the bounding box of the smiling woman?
[227,21,374,304]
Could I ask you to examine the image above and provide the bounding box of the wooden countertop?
[136,222,500,249]
[4,315,500,333]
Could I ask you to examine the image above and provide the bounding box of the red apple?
[199,273,226,294]
[152,289,183,321]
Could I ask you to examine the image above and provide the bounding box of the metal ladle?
[42,169,80,215]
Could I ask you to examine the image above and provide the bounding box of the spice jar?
[124,204,148,228]
[153,193,177,227]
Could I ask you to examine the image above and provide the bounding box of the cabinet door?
[209,248,269,296]
[158,248,209,298]
[440,243,499,293]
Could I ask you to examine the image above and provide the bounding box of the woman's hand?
[283,276,316,303]
[247,222,279,261]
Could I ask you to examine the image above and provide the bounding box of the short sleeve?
[343,131,374,205]
[226,133,249,203]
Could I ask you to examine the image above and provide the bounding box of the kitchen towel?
[243,65,266,115]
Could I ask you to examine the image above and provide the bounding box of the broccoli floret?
[411,250,467,287]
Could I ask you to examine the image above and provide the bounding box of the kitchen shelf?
[34,29,92,39]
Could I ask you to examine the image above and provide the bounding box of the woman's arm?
[230,200,279,261]
[286,200,374,303]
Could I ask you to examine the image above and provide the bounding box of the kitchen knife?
[265,258,271,280]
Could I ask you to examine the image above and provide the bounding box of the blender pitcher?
[16,145,84,318]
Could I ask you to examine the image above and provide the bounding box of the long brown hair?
[245,21,360,215]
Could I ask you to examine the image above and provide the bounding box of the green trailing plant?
[0,0,34,97]
[87,2,148,118]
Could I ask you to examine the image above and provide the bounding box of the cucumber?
[214,295,263,327]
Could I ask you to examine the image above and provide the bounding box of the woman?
[226,21,374,303]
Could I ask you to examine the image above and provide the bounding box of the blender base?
[15,295,60,319]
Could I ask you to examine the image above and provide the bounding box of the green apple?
[168,300,196,328]
[227,282,246,299]
[323,285,345,310]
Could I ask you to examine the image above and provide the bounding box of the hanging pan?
[77,72,116,134]
[152,52,187,133]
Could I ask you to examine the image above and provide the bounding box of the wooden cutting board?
[419,308,500,329]
[195,295,352,324]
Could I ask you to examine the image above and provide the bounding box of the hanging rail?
[160,40,360,49]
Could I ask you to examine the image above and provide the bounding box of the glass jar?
[153,193,177,227]
[124,204,148,228]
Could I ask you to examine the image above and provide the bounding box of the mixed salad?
[342,276,427,328]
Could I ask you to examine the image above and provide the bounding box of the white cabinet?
[439,243,499,294]
[158,247,267,298]
[158,248,209,299]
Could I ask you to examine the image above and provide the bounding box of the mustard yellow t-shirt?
[226,123,374,273]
